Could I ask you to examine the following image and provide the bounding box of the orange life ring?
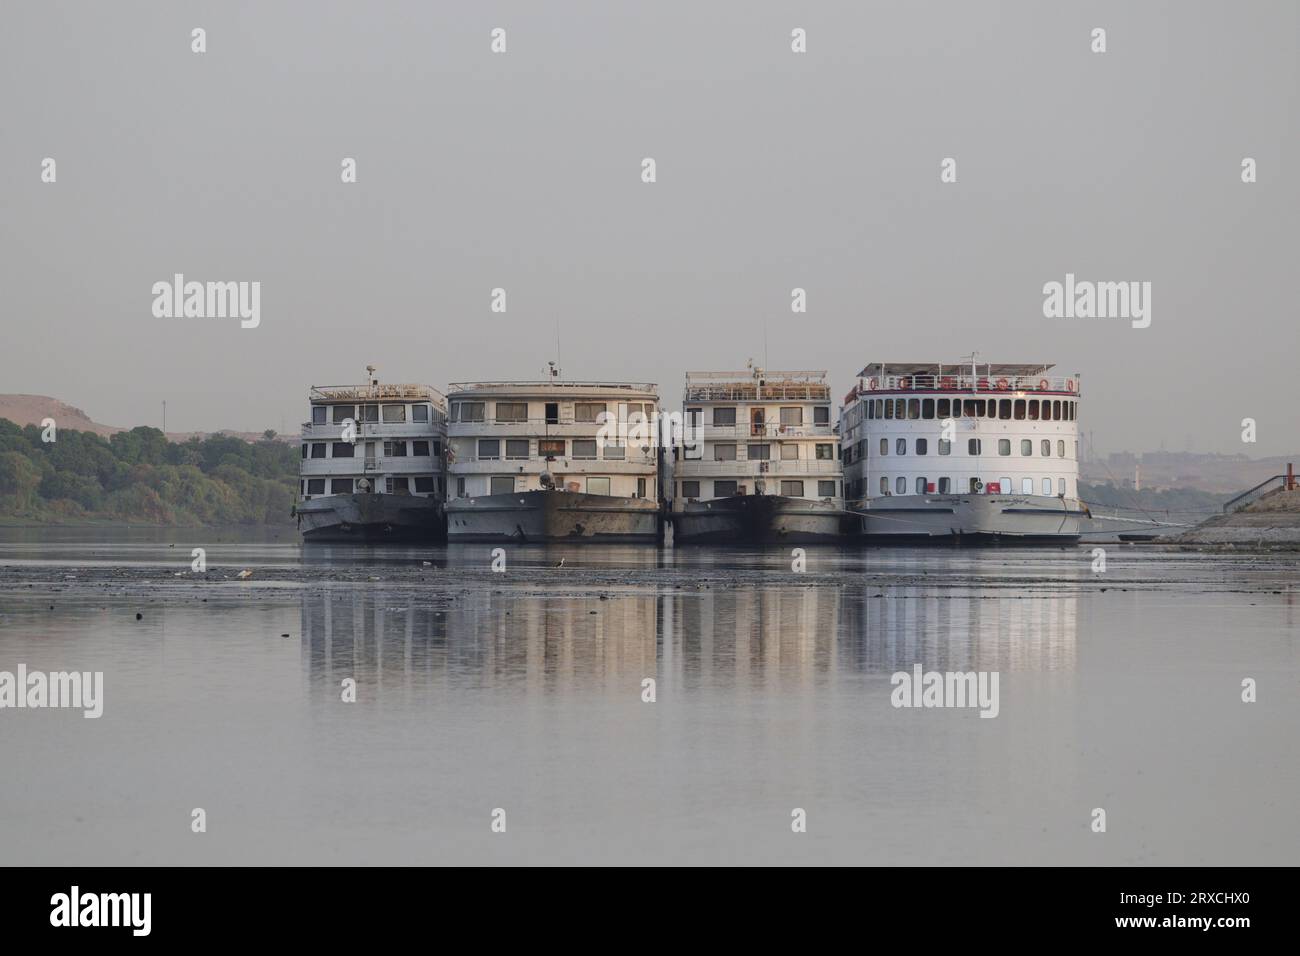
[996,377,1009,390]
[869,377,878,389]
[898,376,911,389]
[1038,378,1050,390]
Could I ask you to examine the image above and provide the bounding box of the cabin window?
[814,406,830,425]
[999,399,1011,419]
[1021,439,1032,456]
[385,441,408,457]
[922,398,934,419]
[997,439,1010,456]
[818,480,836,497]
[330,478,353,494]
[883,400,893,420]
[867,401,875,420]
[1013,400,1025,420]
[896,477,907,495]
[1021,478,1034,495]
[874,400,883,418]
[332,405,354,424]
[1058,440,1065,458]
[477,439,500,460]
[495,402,527,423]
[963,400,978,417]
[880,438,889,456]
[603,444,625,460]
[891,438,903,456]
[572,439,597,459]
[575,402,606,423]
[300,444,307,459]
[815,443,835,460]
[1042,478,1053,496]
[916,477,928,494]
[586,477,610,496]
[781,480,804,496]
[544,402,559,425]
[456,477,466,497]
[908,399,920,420]
[1041,440,1051,457]
[414,477,435,494]
[714,443,737,461]
[382,404,406,423]
[1069,402,1076,420]
[539,439,565,457]
[970,438,983,455]
[938,439,952,456]
[332,442,355,458]
[635,478,647,498]
[1060,478,1068,497]
[311,406,327,425]
[938,477,951,493]
[895,399,907,418]
[937,398,950,418]
[713,407,737,426]
[410,440,430,457]
[362,405,380,423]
[681,481,700,498]
[714,480,738,497]
[747,444,770,460]
[998,476,1010,493]
[310,443,326,458]
[412,405,430,423]
[1028,400,1039,421]
[986,400,995,419]
[505,439,529,460]
[880,477,889,494]
[387,477,410,495]
[489,477,514,495]
[432,441,442,457]
[780,407,803,426]
[455,402,484,422]
[306,478,325,495]
[781,444,799,460]
[915,438,928,456]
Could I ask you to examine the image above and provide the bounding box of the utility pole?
[162,400,166,434]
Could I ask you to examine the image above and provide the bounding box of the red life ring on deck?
[899,376,911,389]
[1038,378,1050,390]
[996,377,1009,390]
[869,377,878,389]
[1066,380,1076,392]
[977,377,989,390]
[939,376,955,390]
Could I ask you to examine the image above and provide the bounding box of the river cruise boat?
[671,367,844,543]
[297,374,448,541]
[444,380,662,542]
[840,361,1086,542]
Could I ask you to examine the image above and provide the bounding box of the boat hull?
[445,489,662,542]
[297,493,445,542]
[847,494,1084,544]
[673,495,844,544]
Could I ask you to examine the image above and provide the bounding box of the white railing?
[696,423,835,439]
[676,459,841,476]
[853,374,1079,396]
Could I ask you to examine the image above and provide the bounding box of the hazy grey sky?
[3,1,1297,455]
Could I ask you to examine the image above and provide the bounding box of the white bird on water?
[554,558,565,569]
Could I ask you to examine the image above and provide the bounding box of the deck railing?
[851,374,1079,398]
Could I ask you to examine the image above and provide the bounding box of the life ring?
[1066,380,1076,392]
[996,377,1009,390]
[898,376,911,389]
[939,376,955,390]
[1038,378,1050,390]
[977,377,989,390]
[868,377,878,389]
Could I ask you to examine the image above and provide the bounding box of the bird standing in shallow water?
[554,558,565,568]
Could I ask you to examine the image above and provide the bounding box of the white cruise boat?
[841,361,1087,543]
[671,367,845,543]
[296,372,448,541]
[444,379,663,542]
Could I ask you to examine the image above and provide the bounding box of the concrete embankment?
[1171,486,1300,548]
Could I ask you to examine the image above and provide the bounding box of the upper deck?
[684,370,830,404]
[846,363,1079,402]
[448,381,658,402]
[309,383,446,407]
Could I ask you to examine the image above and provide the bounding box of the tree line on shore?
[0,419,296,525]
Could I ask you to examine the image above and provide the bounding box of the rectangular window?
[937,398,950,418]
[572,439,597,459]
[1028,400,1039,421]
[915,438,928,456]
[490,476,514,495]
[938,477,951,493]
[714,480,738,497]
[382,404,406,423]
[405,440,426,457]
[714,443,737,461]
[456,402,485,422]
[300,444,307,459]
[964,400,978,418]
[384,441,408,457]
[477,439,500,460]
[998,439,1010,456]
[1014,399,1025,421]
[310,443,326,459]
[1021,478,1034,495]
[330,478,353,494]
[815,443,834,460]
[311,406,327,425]
[747,444,770,460]
[306,478,325,495]
[1041,439,1051,457]
[603,444,625,460]
[814,406,829,425]
[1060,478,1068,497]
[685,408,702,427]
[332,442,355,458]
[916,477,928,494]
[1058,440,1066,458]
[712,406,737,426]
[896,438,907,455]
[970,438,983,455]
[1053,400,1061,421]
[1042,478,1053,496]
[412,405,429,423]
[781,444,799,460]
[332,405,354,424]
[387,477,410,495]
[780,407,802,426]
[880,477,889,494]
[818,480,836,497]
[1000,477,1011,494]
[880,438,889,456]
[505,439,530,459]
[545,402,559,425]
[884,400,894,420]
[780,480,804,496]
[539,438,565,457]
[456,477,465,497]
[1021,439,1033,456]
[495,402,527,423]
[908,399,920,420]
[575,402,606,423]
[874,400,883,418]
[922,398,934,419]
[681,480,700,498]
[938,439,952,456]
[432,441,442,457]
[408,477,431,494]
[896,477,907,495]
[586,476,611,496]
[999,399,1011,420]
[636,477,647,499]
[362,405,380,423]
